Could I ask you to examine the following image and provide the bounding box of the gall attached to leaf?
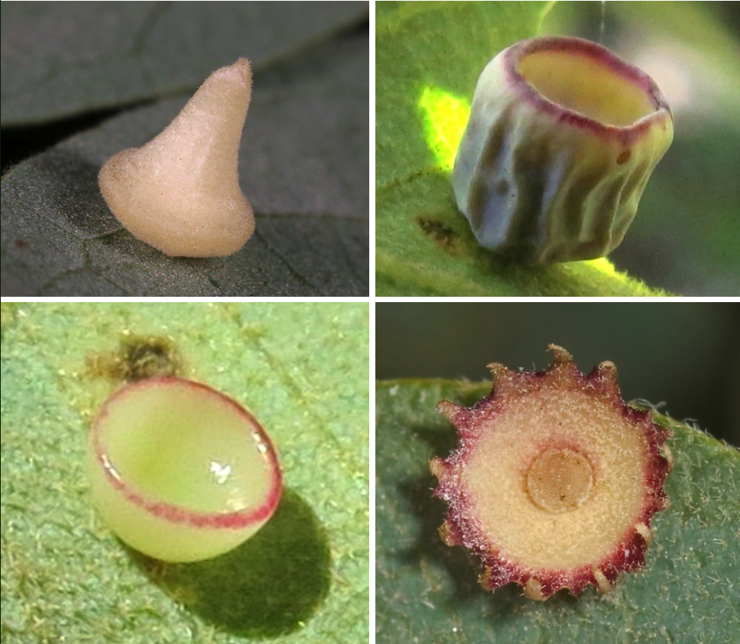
[430,345,673,600]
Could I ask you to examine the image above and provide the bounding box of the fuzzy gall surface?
[430,344,673,600]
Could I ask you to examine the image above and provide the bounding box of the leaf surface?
[376,379,740,643]
[1,303,369,643]
[0,2,368,125]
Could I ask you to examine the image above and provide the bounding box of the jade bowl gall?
[88,377,282,563]
[453,36,674,265]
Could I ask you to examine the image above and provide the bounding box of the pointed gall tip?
[435,400,460,420]
[592,568,613,594]
[486,362,509,381]
[523,578,545,601]
[439,520,462,546]
[429,458,447,481]
[224,57,252,90]
[547,344,574,365]
[597,360,619,383]
[662,444,674,470]
[634,522,653,545]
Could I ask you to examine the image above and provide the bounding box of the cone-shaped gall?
[99,58,255,257]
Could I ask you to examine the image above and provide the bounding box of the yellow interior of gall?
[464,384,649,571]
[518,50,657,127]
[104,383,271,513]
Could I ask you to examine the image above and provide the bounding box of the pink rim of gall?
[91,376,282,530]
[504,36,672,146]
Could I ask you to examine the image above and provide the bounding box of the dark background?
[377,302,740,448]
[1,2,369,296]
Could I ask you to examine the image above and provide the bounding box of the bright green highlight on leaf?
[418,86,470,172]
[537,0,558,32]
[585,257,629,283]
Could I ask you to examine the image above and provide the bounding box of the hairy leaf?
[376,379,740,643]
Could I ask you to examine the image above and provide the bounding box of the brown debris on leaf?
[85,333,184,383]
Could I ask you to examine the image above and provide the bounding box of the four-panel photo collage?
[2,2,739,643]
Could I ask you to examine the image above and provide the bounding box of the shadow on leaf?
[128,487,331,639]
[396,421,489,607]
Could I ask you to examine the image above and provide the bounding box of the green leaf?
[1,303,369,643]
[375,1,670,296]
[376,379,740,643]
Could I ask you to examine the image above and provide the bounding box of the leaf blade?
[376,379,740,643]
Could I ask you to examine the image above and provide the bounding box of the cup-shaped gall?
[88,377,282,563]
[453,37,673,265]
[99,59,254,257]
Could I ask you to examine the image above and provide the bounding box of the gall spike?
[430,345,673,600]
